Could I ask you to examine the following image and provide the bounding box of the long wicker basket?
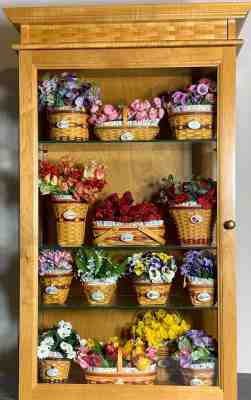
[170,207,213,246]
[94,107,160,141]
[85,348,156,384]
[134,281,172,305]
[168,105,214,140]
[52,197,88,247]
[93,220,166,246]
[82,281,117,305]
[48,109,89,141]
[39,273,73,304]
[39,359,71,383]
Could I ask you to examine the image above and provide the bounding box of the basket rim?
[40,272,73,278]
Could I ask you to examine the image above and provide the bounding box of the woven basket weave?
[82,281,117,305]
[168,105,214,140]
[134,281,172,305]
[40,273,73,304]
[85,348,156,384]
[39,359,71,383]
[52,200,88,247]
[93,221,166,246]
[94,107,159,141]
[181,364,215,386]
[170,207,213,246]
[48,109,89,141]
[186,278,215,307]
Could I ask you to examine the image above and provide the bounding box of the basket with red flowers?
[93,191,166,246]
[157,175,216,246]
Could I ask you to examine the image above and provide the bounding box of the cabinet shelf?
[39,139,216,145]
[39,244,217,252]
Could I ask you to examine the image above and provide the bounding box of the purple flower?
[197,83,209,96]
[172,91,184,105]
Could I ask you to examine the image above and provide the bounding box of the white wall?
[0,1,250,389]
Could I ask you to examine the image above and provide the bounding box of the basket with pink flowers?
[89,97,165,141]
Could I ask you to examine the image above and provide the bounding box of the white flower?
[67,350,76,360]
[57,320,72,330]
[149,267,162,283]
[41,337,54,347]
[48,351,63,359]
[57,328,71,339]
[60,342,69,351]
[80,338,87,347]
[37,345,50,359]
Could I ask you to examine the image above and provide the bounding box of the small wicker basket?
[48,109,89,141]
[82,281,117,305]
[52,198,88,247]
[39,359,71,383]
[39,273,73,304]
[181,362,216,386]
[93,220,166,247]
[94,107,160,141]
[168,105,214,140]
[185,277,215,307]
[170,207,213,246]
[133,281,172,305]
[85,348,156,384]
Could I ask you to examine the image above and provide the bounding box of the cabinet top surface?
[4,2,251,28]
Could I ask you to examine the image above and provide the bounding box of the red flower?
[174,193,189,204]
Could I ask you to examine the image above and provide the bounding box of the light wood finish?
[5,3,248,400]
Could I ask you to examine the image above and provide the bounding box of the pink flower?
[198,78,211,86]
[158,108,165,119]
[89,115,97,124]
[95,165,105,180]
[152,97,162,108]
[128,110,136,120]
[135,111,148,121]
[197,83,209,96]
[108,110,119,121]
[97,114,108,124]
[146,347,157,362]
[143,100,151,111]
[90,104,99,114]
[103,104,115,116]
[130,99,141,111]
[149,108,158,120]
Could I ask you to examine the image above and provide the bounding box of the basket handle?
[122,107,129,127]
[117,347,123,373]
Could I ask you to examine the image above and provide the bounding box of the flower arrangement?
[167,78,217,112]
[89,97,165,126]
[95,191,162,223]
[37,320,83,360]
[173,330,217,368]
[127,311,190,350]
[38,72,101,111]
[75,248,124,283]
[180,250,216,280]
[39,249,73,276]
[76,336,156,371]
[157,175,216,209]
[39,159,106,203]
[125,252,177,283]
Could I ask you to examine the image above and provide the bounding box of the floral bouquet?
[93,191,165,247]
[76,336,157,384]
[90,97,165,141]
[38,320,83,383]
[180,250,216,306]
[39,249,74,304]
[156,175,216,246]
[166,78,216,140]
[75,248,124,305]
[172,330,217,386]
[123,252,177,305]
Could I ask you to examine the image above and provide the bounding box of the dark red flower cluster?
[95,191,162,222]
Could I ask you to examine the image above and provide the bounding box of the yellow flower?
[134,260,145,276]
[87,338,96,349]
[107,336,120,348]
[123,340,134,356]
[155,310,166,320]
[136,356,151,371]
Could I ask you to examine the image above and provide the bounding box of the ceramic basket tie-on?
[85,347,156,384]
[48,109,89,141]
[52,195,88,247]
[168,105,214,140]
[94,107,160,141]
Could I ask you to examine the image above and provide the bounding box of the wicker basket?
[186,277,215,307]
[93,220,166,246]
[168,105,214,140]
[48,109,89,141]
[82,281,117,305]
[85,348,156,384]
[170,207,213,246]
[134,281,172,305]
[39,273,73,304]
[181,362,216,386]
[52,197,88,247]
[94,107,160,141]
[39,359,71,383]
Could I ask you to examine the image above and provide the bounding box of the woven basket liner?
[85,348,156,384]
[170,207,213,245]
[94,107,159,141]
[48,110,89,141]
[134,281,171,305]
[82,282,117,305]
[53,202,88,247]
[40,273,73,304]
[93,221,166,246]
[39,359,71,383]
[168,110,213,140]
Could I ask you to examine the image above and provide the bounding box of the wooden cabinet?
[4,3,250,400]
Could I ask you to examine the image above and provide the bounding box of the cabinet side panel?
[218,46,237,400]
[19,51,38,399]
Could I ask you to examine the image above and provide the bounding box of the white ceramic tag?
[190,378,204,386]
[188,120,201,130]
[46,367,59,377]
[120,131,134,141]
[45,286,58,295]
[197,292,211,302]
[56,120,70,129]
[120,233,134,242]
[146,290,160,300]
[190,215,203,224]
[63,209,78,221]
[91,290,105,302]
